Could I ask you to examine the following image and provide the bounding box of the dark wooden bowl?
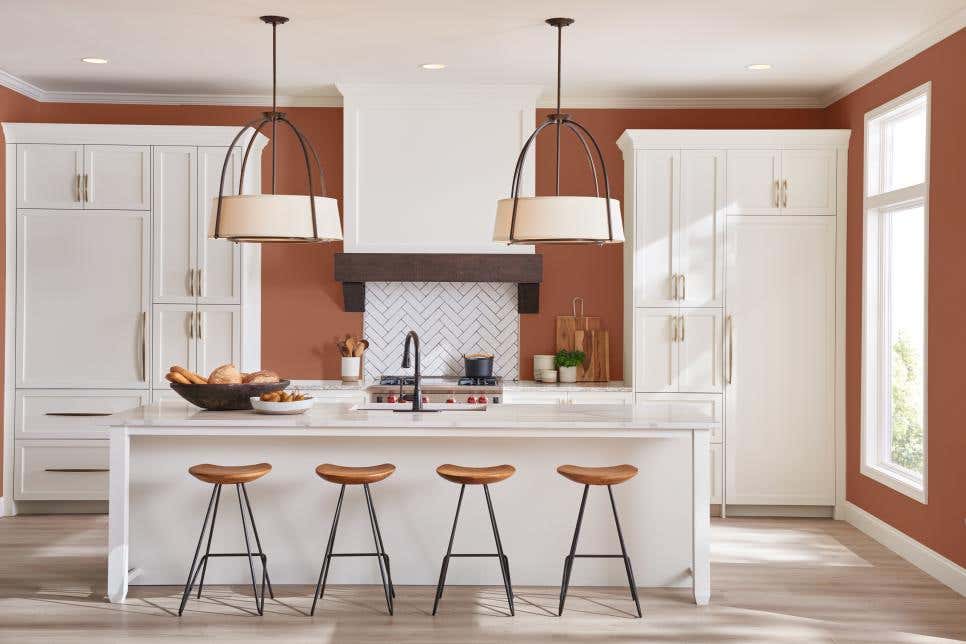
[169,380,290,411]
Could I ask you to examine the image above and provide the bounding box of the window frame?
[860,81,930,504]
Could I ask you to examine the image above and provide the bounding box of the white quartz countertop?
[505,380,631,392]
[108,401,716,438]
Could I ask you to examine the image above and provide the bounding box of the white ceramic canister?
[341,356,362,382]
[533,354,555,377]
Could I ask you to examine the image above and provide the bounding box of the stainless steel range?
[367,375,504,404]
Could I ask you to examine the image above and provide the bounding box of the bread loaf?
[243,370,280,384]
[170,365,207,384]
[165,371,191,385]
[208,364,242,384]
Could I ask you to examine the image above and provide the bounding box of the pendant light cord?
[271,20,278,195]
[554,22,562,196]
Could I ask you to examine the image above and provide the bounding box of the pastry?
[243,370,280,384]
[165,371,191,385]
[208,364,242,384]
[170,365,207,384]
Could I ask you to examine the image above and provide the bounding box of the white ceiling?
[1,0,964,106]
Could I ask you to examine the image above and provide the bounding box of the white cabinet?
[154,147,197,302]
[634,308,721,394]
[84,146,151,210]
[710,443,723,505]
[726,148,836,216]
[633,150,724,307]
[502,388,631,405]
[17,145,84,209]
[634,393,723,442]
[5,123,267,506]
[198,147,242,304]
[724,216,835,506]
[16,210,150,388]
[17,144,149,211]
[152,304,240,387]
[567,391,633,405]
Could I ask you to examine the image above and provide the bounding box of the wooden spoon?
[345,337,357,356]
[352,340,367,357]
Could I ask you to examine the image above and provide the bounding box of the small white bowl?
[250,396,314,415]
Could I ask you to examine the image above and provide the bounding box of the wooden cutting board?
[555,297,609,382]
[573,328,609,382]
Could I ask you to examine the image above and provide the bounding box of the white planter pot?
[558,366,578,383]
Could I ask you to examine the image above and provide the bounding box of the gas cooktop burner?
[378,376,416,386]
[378,375,502,387]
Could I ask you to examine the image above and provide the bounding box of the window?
[861,82,929,503]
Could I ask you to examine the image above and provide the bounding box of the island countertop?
[108,401,718,437]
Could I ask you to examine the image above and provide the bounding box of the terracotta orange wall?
[523,107,825,379]
[825,27,966,567]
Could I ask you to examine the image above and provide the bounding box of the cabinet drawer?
[15,440,109,500]
[634,393,723,442]
[16,390,147,438]
[568,391,633,405]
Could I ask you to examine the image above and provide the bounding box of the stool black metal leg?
[558,484,589,616]
[608,485,642,618]
[241,483,275,600]
[195,484,222,599]
[483,484,514,616]
[178,484,219,616]
[363,483,393,615]
[311,484,345,616]
[236,483,265,616]
[364,484,395,598]
[432,483,465,615]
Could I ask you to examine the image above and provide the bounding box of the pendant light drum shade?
[493,196,623,243]
[494,18,624,246]
[209,194,342,242]
[210,15,342,244]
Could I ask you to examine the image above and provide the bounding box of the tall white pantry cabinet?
[618,130,849,516]
[2,124,266,510]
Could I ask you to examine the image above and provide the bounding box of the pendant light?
[210,16,342,243]
[494,18,624,245]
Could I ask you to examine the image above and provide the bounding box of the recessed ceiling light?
[81,57,109,64]
[419,63,446,70]
[746,63,772,71]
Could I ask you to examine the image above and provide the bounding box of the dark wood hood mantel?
[334,253,543,313]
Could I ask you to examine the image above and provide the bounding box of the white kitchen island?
[107,402,715,606]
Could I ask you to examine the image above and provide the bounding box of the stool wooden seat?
[436,464,515,485]
[315,463,396,485]
[188,463,272,485]
[556,464,638,486]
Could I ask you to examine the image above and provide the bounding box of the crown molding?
[538,95,825,109]
[822,8,966,107]
[0,69,45,102]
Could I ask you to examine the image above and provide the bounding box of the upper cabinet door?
[152,304,197,388]
[198,147,241,304]
[17,145,84,210]
[153,147,197,303]
[725,150,781,215]
[677,308,723,393]
[84,146,151,210]
[635,150,680,307]
[678,150,725,307]
[196,305,241,377]
[779,149,836,216]
[17,210,150,388]
[633,309,678,393]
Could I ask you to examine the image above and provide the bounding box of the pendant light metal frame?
[212,15,331,243]
[504,18,617,245]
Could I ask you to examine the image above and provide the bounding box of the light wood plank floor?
[0,515,962,643]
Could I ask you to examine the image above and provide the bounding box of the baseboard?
[0,496,7,517]
[12,500,107,515]
[724,505,834,518]
[844,501,965,596]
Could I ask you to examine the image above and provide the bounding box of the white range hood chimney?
[337,83,540,254]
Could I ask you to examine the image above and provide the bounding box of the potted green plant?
[554,349,585,383]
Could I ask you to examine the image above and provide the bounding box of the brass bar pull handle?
[83,174,90,203]
[671,274,678,300]
[76,174,82,202]
[680,315,685,342]
[726,315,734,384]
[45,412,112,417]
[187,311,194,339]
[45,468,109,473]
[672,315,678,342]
[196,311,203,342]
[196,269,203,298]
[782,179,789,207]
[681,274,686,301]
[774,180,780,207]
[141,311,147,382]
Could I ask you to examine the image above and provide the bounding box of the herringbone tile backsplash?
[363,282,519,380]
